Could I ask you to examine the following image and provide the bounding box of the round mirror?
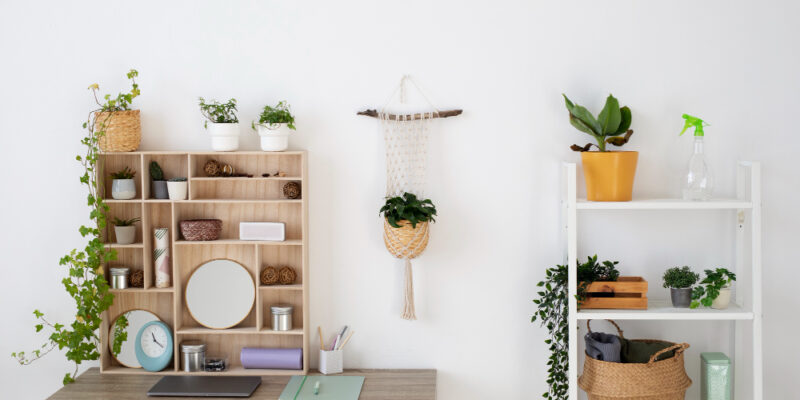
[108,309,160,368]
[186,259,255,329]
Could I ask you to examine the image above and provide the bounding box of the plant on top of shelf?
[13,72,130,384]
[532,255,619,400]
[379,192,437,229]
[199,97,240,151]
[252,101,297,152]
[691,268,736,310]
[90,69,142,152]
[663,266,700,308]
[562,93,637,202]
[149,161,168,199]
[112,217,140,227]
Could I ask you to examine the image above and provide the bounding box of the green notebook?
[279,375,365,400]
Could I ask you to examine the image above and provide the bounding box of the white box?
[319,350,343,375]
[239,222,285,241]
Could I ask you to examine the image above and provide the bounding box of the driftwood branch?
[357,109,463,121]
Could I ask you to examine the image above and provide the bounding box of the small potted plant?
[662,266,700,308]
[691,268,737,309]
[252,101,296,151]
[110,167,136,200]
[563,94,636,201]
[150,161,168,199]
[90,69,141,152]
[113,217,140,245]
[199,97,239,151]
[379,192,437,257]
[167,177,188,200]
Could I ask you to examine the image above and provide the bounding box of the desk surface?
[48,368,436,400]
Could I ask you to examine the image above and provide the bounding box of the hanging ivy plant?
[11,70,137,384]
[531,255,620,399]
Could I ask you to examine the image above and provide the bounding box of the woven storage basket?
[179,219,222,241]
[94,110,141,152]
[579,320,692,400]
[383,219,429,259]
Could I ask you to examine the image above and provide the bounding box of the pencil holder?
[319,349,343,375]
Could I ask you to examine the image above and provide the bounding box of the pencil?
[318,326,324,350]
[338,331,355,350]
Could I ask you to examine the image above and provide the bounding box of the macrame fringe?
[401,258,417,320]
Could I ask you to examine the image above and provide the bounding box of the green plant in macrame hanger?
[11,70,134,385]
[379,192,437,228]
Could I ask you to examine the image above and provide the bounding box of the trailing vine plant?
[531,255,620,399]
[11,70,138,384]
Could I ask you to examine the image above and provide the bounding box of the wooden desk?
[48,368,436,399]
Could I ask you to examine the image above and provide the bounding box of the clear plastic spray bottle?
[680,114,713,200]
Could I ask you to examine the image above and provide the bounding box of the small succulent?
[168,177,187,182]
[662,266,700,289]
[113,217,140,227]
[379,192,437,229]
[110,167,136,180]
[563,94,633,152]
[149,161,164,181]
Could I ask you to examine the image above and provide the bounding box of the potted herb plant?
[167,177,188,200]
[150,161,168,199]
[662,266,700,308]
[691,268,737,309]
[563,94,636,201]
[199,97,239,151]
[91,69,141,152]
[252,101,296,151]
[110,167,136,200]
[113,217,140,245]
[379,192,437,257]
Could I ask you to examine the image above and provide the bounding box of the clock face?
[140,324,169,358]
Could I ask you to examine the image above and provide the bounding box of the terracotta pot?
[581,151,638,201]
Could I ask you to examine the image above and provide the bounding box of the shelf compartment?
[191,178,302,201]
[104,247,143,285]
[143,153,188,200]
[174,333,304,373]
[173,202,302,241]
[576,198,753,210]
[99,153,143,201]
[103,202,143,244]
[190,153,302,180]
[259,245,303,286]
[576,300,753,320]
[143,202,174,289]
[260,290,303,331]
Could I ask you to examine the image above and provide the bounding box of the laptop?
[148,376,261,397]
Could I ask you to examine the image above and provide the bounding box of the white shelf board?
[576,198,752,210]
[576,300,753,320]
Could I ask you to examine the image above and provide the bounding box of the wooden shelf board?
[102,365,304,376]
[259,284,303,291]
[101,151,306,156]
[175,239,303,246]
[104,243,144,249]
[576,198,752,210]
[103,199,143,204]
[144,199,301,204]
[191,177,301,182]
[259,328,304,335]
[576,300,753,320]
[109,288,174,294]
[177,326,259,335]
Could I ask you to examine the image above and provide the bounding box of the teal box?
[701,352,731,400]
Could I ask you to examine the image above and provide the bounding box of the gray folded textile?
[585,332,622,362]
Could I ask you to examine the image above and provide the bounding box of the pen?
[314,381,320,395]
[318,326,324,350]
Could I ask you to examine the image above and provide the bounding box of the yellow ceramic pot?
[580,151,638,201]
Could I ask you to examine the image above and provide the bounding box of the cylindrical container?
[111,179,136,200]
[670,287,693,308]
[701,352,731,400]
[240,347,302,370]
[181,341,206,372]
[154,228,171,288]
[319,349,343,375]
[271,304,294,331]
[110,267,130,289]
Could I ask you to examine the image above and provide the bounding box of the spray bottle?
[680,114,713,200]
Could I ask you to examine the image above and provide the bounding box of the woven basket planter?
[383,219,429,259]
[179,219,222,241]
[579,320,692,400]
[94,110,141,152]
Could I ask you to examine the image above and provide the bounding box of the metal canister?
[110,267,130,289]
[271,304,294,331]
[181,341,206,372]
[701,352,732,400]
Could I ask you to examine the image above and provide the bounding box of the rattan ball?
[129,270,144,288]
[278,266,296,285]
[260,266,279,285]
[221,164,235,176]
[204,159,221,177]
[283,182,301,199]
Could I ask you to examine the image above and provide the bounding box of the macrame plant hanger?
[358,76,462,320]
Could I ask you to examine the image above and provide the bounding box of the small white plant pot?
[319,350,343,375]
[256,124,292,151]
[167,181,188,200]
[114,225,136,245]
[111,179,136,200]
[207,122,240,151]
[711,287,732,309]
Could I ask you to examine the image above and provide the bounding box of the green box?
[701,352,731,400]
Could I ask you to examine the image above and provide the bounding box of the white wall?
[1,1,798,398]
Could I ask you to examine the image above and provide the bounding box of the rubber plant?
[11,70,137,384]
[691,268,736,308]
[531,255,620,399]
[563,94,633,152]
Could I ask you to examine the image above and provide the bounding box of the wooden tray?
[579,276,648,309]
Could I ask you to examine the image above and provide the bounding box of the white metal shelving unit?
[562,161,762,400]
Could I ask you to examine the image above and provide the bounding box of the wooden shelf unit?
[98,151,308,376]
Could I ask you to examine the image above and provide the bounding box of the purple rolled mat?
[240,347,303,370]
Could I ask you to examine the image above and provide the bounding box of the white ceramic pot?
[111,179,136,200]
[114,225,136,245]
[711,286,732,309]
[167,181,188,200]
[207,122,240,151]
[256,123,292,151]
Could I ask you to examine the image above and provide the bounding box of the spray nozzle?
[680,114,709,137]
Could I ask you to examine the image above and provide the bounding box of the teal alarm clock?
[135,320,173,372]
